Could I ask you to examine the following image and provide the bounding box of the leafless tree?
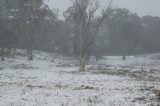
[69,0,113,71]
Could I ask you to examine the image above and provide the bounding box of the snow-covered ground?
[0,50,160,106]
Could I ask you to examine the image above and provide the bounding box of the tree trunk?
[122,55,126,60]
[79,56,86,72]
[1,48,4,61]
[27,34,34,61]
[27,48,33,61]
[28,52,33,60]
[79,47,86,72]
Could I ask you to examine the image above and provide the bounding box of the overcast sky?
[46,0,160,19]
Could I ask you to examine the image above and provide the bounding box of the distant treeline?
[0,0,160,61]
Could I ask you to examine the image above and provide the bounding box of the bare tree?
[67,0,113,71]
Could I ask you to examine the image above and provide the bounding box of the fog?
[48,0,160,19]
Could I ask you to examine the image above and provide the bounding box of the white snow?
[0,50,160,106]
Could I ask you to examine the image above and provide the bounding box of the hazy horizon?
[46,0,160,19]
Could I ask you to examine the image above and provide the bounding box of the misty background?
[0,0,160,63]
[47,0,160,19]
